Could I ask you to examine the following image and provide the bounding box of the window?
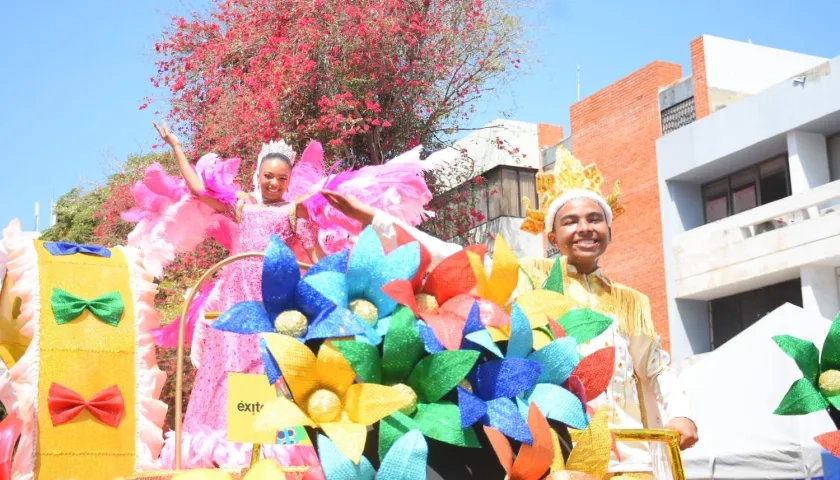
[730,169,757,214]
[703,179,729,223]
[710,279,802,348]
[701,155,791,224]
[760,157,789,204]
[420,165,538,241]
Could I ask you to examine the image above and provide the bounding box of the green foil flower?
[334,306,481,459]
[774,312,840,415]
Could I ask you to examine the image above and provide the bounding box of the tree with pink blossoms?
[147,0,527,174]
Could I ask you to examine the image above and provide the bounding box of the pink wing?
[195,153,241,206]
[303,145,437,252]
[284,140,327,202]
[122,156,242,278]
[150,279,216,349]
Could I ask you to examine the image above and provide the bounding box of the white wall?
[425,120,542,189]
[829,134,840,181]
[703,35,827,95]
[801,266,840,320]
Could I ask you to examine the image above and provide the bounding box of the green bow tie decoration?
[50,288,125,327]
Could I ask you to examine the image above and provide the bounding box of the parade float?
[0,220,687,479]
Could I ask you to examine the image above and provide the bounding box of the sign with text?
[227,372,281,444]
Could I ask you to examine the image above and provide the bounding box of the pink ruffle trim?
[155,427,325,480]
[3,220,41,480]
[121,246,170,471]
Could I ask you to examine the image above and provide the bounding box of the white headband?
[544,189,613,232]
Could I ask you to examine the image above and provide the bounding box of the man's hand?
[665,417,698,450]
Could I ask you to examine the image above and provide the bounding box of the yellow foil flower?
[256,333,413,463]
[559,407,612,478]
[469,235,573,350]
[469,234,519,309]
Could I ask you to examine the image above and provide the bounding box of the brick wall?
[569,61,683,349]
[537,124,565,153]
[690,36,710,119]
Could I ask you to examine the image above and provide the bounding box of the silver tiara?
[257,139,297,165]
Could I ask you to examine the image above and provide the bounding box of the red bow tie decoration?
[47,383,125,428]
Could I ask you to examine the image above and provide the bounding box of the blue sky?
[2,0,839,231]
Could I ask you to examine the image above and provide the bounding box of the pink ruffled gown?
[156,203,323,478]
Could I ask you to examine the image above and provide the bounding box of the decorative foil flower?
[457,351,542,444]
[334,307,482,458]
[485,406,613,480]
[211,234,363,384]
[774,312,840,455]
[483,402,556,480]
[303,226,420,345]
[416,301,504,359]
[317,429,429,480]
[256,333,413,463]
[491,257,575,349]
[382,228,511,352]
[500,304,588,431]
[380,226,488,317]
[547,407,613,480]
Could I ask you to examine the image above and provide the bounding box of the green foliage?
[40,187,107,244]
[41,151,178,246]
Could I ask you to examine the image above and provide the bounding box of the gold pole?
[568,428,686,480]
[250,444,262,466]
[173,252,311,470]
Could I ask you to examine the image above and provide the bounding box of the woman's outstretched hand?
[153,121,179,147]
[321,190,375,226]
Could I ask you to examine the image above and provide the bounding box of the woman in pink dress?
[122,122,439,476]
[149,122,324,475]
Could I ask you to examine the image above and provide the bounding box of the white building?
[656,37,840,359]
[423,119,563,259]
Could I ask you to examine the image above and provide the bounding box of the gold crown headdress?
[521,146,624,235]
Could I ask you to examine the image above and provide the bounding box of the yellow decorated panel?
[36,242,134,352]
[36,350,136,454]
[35,242,137,479]
[35,451,135,480]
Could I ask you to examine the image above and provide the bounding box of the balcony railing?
[672,179,840,299]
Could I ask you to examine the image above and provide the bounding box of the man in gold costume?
[322,146,698,478]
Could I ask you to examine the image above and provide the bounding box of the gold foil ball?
[392,383,418,416]
[820,369,840,396]
[349,299,379,326]
[274,310,308,337]
[414,293,440,314]
[306,389,342,423]
[458,379,473,394]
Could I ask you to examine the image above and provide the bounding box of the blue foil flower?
[302,226,420,345]
[455,306,544,444]
[318,429,429,480]
[455,302,591,443]
[506,303,589,430]
[211,234,364,383]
